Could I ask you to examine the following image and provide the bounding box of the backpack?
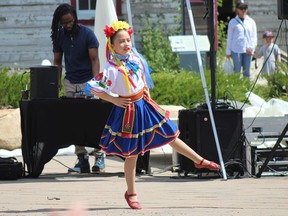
[0,157,23,180]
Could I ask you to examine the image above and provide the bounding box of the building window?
[76,0,97,20]
[78,0,96,10]
[74,0,118,20]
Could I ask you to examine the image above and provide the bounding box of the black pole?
[208,0,217,110]
[182,0,186,35]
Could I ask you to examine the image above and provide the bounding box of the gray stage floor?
[1,154,288,216]
[0,114,287,216]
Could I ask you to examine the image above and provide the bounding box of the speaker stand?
[256,123,288,178]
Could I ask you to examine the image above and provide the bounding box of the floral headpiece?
[104,21,134,62]
[104,21,133,38]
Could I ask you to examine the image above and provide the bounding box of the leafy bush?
[139,14,181,72]
[253,62,288,101]
[0,67,29,108]
[150,70,205,107]
[0,63,285,109]
[150,69,253,108]
[216,19,229,71]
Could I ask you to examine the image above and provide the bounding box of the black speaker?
[178,109,244,175]
[136,151,150,174]
[30,66,58,100]
[278,0,288,20]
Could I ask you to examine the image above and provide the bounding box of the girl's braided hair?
[50,3,79,46]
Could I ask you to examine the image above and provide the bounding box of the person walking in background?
[226,1,257,78]
[247,31,281,75]
[85,21,220,210]
[50,3,105,174]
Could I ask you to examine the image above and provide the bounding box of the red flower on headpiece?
[127,28,133,37]
[104,25,115,38]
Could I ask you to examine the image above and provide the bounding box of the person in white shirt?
[226,2,257,78]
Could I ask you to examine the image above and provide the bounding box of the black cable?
[243,101,266,133]
[52,157,76,171]
[20,71,29,90]
[223,89,238,109]
[218,159,246,179]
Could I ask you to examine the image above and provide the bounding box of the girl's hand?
[112,97,131,108]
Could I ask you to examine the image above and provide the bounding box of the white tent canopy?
[94,0,118,72]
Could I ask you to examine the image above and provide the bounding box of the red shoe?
[194,158,220,171]
[124,192,142,210]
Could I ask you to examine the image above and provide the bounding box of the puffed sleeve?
[84,63,117,96]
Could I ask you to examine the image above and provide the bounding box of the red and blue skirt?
[99,90,180,158]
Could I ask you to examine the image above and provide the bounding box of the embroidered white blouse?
[86,53,145,97]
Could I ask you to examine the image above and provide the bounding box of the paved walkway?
[1,59,287,215]
[0,154,287,216]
